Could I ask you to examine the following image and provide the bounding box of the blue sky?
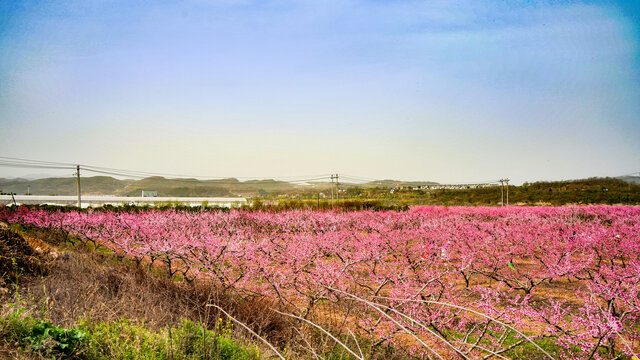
[1,0,638,184]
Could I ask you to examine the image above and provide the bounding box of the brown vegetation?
[0,223,294,356]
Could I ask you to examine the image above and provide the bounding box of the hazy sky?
[1,0,639,184]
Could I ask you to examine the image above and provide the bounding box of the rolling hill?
[0,176,303,197]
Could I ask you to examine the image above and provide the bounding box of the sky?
[0,0,639,185]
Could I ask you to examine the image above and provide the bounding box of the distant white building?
[141,190,158,197]
[1,195,247,208]
[412,183,496,190]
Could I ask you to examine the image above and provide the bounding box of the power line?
[340,174,378,182]
[0,156,333,182]
[1,156,515,188]
[0,162,75,170]
[82,168,332,184]
[0,156,75,167]
[81,168,149,179]
[80,164,334,182]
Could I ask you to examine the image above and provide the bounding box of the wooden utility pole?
[76,165,82,208]
[330,174,334,206]
[505,178,509,206]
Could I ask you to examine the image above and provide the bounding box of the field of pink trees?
[3,205,639,359]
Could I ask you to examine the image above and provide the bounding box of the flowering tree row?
[2,206,639,359]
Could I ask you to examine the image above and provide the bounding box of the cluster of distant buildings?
[409,184,496,190]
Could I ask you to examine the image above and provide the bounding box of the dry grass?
[0,345,40,360]
[1,223,294,352]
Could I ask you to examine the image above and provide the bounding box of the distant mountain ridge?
[0,176,302,197]
[617,175,640,185]
[0,175,446,197]
[2,175,637,199]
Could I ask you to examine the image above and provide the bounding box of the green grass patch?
[1,307,262,359]
[1,307,87,358]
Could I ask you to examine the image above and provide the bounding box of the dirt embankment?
[0,223,52,294]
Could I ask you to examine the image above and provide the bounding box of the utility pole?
[505,178,510,206]
[76,165,82,208]
[335,174,339,201]
[500,179,504,207]
[330,174,334,206]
